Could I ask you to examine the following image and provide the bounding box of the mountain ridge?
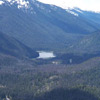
[0,0,100,51]
[0,31,39,58]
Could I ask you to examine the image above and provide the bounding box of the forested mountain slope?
[68,31,100,53]
[0,32,39,58]
[0,0,100,50]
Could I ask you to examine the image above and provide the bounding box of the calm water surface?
[37,51,56,59]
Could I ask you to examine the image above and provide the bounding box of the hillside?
[0,32,39,58]
[68,31,100,53]
[0,57,100,100]
[0,0,100,50]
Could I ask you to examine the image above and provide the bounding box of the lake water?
[37,51,56,59]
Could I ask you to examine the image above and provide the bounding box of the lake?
[37,51,56,59]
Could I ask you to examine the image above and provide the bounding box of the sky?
[37,0,100,12]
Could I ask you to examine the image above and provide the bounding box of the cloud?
[37,0,100,12]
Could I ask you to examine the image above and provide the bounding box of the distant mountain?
[68,8,100,26]
[0,0,100,50]
[0,32,39,58]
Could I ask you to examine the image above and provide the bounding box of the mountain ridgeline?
[0,0,100,52]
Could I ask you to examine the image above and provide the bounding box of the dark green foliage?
[55,53,100,64]
[67,31,100,53]
[36,88,99,100]
[0,55,100,100]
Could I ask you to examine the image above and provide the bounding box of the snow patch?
[0,0,29,9]
[0,1,4,5]
[74,8,83,13]
[66,9,78,16]
[16,0,29,9]
[6,0,12,2]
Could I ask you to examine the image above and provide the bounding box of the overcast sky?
[38,0,100,12]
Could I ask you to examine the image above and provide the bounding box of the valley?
[0,0,100,100]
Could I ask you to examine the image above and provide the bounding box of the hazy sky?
[38,0,100,12]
